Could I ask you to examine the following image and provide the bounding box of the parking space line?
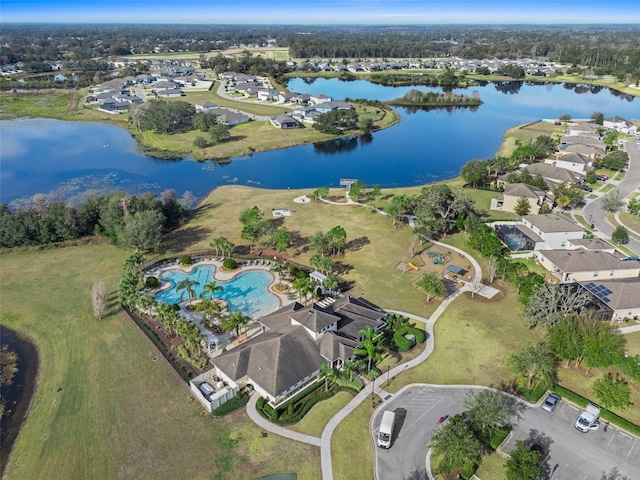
[607,431,616,447]
[397,397,443,438]
[626,439,636,461]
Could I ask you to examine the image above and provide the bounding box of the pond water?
[1,80,637,206]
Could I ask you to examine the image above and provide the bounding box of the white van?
[575,404,600,432]
[377,410,396,448]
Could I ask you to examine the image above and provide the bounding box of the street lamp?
[371,374,375,408]
[387,365,391,387]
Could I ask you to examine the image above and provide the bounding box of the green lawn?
[495,121,565,158]
[626,332,640,357]
[474,452,506,480]
[331,400,374,480]
[0,244,320,480]
[288,391,354,438]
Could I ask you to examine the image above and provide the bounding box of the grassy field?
[0,244,320,480]
[495,121,565,158]
[626,332,640,357]
[332,400,375,480]
[165,186,437,316]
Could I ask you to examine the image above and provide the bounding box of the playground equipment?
[408,262,419,271]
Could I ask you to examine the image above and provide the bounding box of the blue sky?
[2,0,639,24]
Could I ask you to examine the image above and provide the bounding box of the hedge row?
[212,394,249,417]
[393,325,426,352]
[335,376,364,391]
[552,385,640,437]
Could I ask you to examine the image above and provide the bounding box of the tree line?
[0,189,194,250]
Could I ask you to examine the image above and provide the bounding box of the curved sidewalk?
[246,393,322,447]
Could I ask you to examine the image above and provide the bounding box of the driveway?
[371,385,640,480]
[583,140,640,255]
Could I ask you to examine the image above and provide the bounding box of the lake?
[1,80,638,206]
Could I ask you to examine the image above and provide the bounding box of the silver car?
[542,393,561,412]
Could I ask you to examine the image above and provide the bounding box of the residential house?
[195,102,219,112]
[568,123,602,137]
[277,92,296,103]
[545,152,593,174]
[314,101,353,114]
[291,107,321,123]
[566,238,616,254]
[257,89,279,101]
[213,296,387,406]
[522,163,584,190]
[270,114,301,129]
[310,94,332,105]
[156,89,183,98]
[521,213,585,249]
[561,143,605,158]
[603,116,638,135]
[579,279,640,321]
[290,93,311,105]
[560,135,605,147]
[215,111,250,126]
[490,183,551,215]
[534,250,640,282]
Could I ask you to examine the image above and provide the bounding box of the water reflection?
[314,136,359,154]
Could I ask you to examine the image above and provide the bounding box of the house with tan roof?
[533,249,640,282]
[522,213,584,249]
[490,183,551,215]
[212,296,387,406]
[522,163,584,190]
[560,135,605,148]
[561,143,605,158]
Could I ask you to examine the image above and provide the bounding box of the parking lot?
[371,386,640,480]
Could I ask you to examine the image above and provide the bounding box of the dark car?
[542,393,561,412]
[582,185,593,192]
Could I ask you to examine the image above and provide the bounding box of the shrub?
[460,462,477,480]
[179,254,192,265]
[365,368,381,380]
[145,276,159,288]
[211,395,249,416]
[223,258,237,270]
[616,355,640,383]
[287,403,294,416]
[270,407,278,422]
[393,325,426,351]
[489,426,511,450]
[256,397,266,410]
[193,136,208,148]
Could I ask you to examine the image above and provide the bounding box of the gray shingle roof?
[569,238,615,251]
[539,250,635,273]
[523,213,582,233]
[556,152,591,165]
[290,305,341,332]
[524,164,582,184]
[504,183,545,199]
[579,278,640,310]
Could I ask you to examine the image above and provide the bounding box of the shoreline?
[0,325,40,477]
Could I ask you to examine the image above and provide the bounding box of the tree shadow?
[345,236,371,252]
[523,428,554,478]
[401,466,428,480]
[334,261,353,276]
[162,226,212,252]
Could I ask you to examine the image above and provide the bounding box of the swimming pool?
[155,266,280,318]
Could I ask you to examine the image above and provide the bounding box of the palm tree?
[193,298,222,323]
[292,276,313,304]
[221,311,252,340]
[354,325,383,372]
[320,362,338,391]
[201,280,223,300]
[156,302,179,334]
[176,278,197,307]
[270,262,287,289]
[136,292,157,315]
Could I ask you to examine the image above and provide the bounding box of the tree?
[602,150,628,170]
[461,159,490,187]
[522,283,591,328]
[415,272,447,302]
[386,194,415,227]
[508,342,557,389]
[628,199,640,216]
[139,100,195,134]
[547,316,584,366]
[310,254,335,274]
[429,415,481,474]
[309,186,329,201]
[201,281,223,300]
[327,225,347,255]
[323,274,339,292]
[582,320,625,373]
[120,209,164,252]
[92,281,107,319]
[221,311,252,339]
[370,184,382,203]
[514,196,531,216]
[312,109,359,134]
[559,113,572,123]
[209,123,230,144]
[601,190,624,212]
[463,388,515,439]
[348,180,365,202]
[358,116,374,134]
[310,231,331,256]
[291,276,312,303]
[611,226,629,244]
[604,130,620,151]
[504,441,544,480]
[180,191,198,212]
[590,111,604,125]
[414,184,474,239]
[176,278,197,306]
[553,184,585,211]
[486,255,499,284]
[354,325,383,372]
[193,136,208,148]
[319,362,338,391]
[592,373,631,410]
[194,297,222,323]
[192,111,218,132]
[270,262,287,288]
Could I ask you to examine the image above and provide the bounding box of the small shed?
[310,271,327,286]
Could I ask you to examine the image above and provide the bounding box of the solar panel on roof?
[602,297,611,303]
[585,282,596,289]
[602,288,613,296]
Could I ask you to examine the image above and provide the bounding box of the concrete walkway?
[617,324,640,334]
[246,393,322,447]
[614,211,640,241]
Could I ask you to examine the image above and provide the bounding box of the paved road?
[371,386,640,480]
[583,140,640,255]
